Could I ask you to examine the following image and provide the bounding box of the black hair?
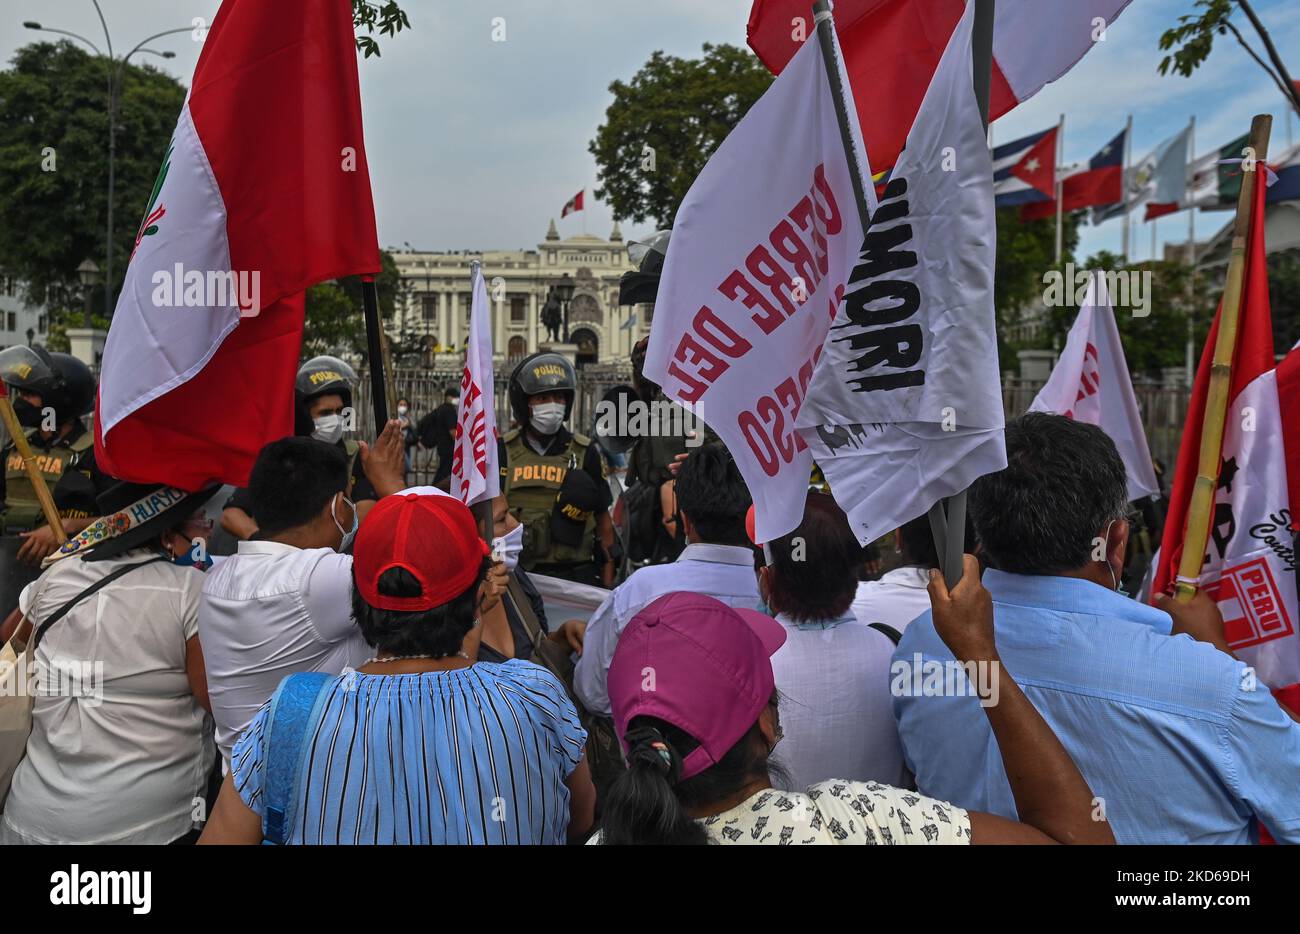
[600,691,782,846]
[897,511,975,569]
[970,412,1129,575]
[767,492,861,623]
[351,558,490,657]
[674,442,752,547]
[249,437,349,535]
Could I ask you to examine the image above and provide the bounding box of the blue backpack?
[260,672,334,845]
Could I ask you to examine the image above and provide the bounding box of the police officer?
[502,352,616,587]
[0,345,103,567]
[220,355,381,540]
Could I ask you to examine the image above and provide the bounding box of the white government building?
[389,220,650,366]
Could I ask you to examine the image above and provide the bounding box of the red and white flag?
[94,0,380,491]
[450,262,500,507]
[748,0,1131,172]
[1153,179,1300,710]
[644,26,872,543]
[561,189,585,217]
[1030,272,1160,501]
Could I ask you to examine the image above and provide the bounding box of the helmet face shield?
[508,352,577,426]
[0,345,55,394]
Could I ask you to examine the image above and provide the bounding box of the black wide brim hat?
[77,481,222,563]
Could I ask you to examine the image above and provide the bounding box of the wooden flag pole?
[1173,113,1272,603]
[361,275,389,427]
[0,396,67,544]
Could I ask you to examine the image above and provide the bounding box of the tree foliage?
[352,1,412,59]
[589,44,774,228]
[302,251,406,360]
[993,208,1081,369]
[0,41,185,312]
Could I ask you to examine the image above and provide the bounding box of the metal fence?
[1002,378,1191,474]
[357,365,1190,488]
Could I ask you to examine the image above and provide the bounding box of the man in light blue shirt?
[895,413,1300,844]
[575,443,761,715]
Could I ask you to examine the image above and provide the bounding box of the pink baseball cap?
[607,592,787,781]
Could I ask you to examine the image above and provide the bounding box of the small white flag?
[451,262,500,506]
[795,2,1006,545]
[1030,271,1160,501]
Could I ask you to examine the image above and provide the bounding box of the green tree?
[589,44,774,227]
[993,208,1081,368]
[0,41,185,312]
[302,250,406,360]
[1159,0,1300,115]
[1267,252,1300,351]
[352,1,412,58]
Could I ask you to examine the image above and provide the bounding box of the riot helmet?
[294,355,357,437]
[0,344,94,428]
[508,352,576,428]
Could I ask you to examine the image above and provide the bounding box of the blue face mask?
[168,542,210,570]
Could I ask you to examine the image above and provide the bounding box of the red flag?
[1153,177,1275,600]
[95,0,381,491]
[561,189,585,217]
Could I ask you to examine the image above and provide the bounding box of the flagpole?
[1174,113,1272,603]
[1186,114,1197,390]
[1054,113,1065,264]
[1122,114,1133,263]
[811,0,871,233]
[362,275,389,426]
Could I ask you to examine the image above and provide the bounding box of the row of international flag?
[992,119,1300,225]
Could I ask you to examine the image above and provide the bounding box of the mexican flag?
[1144,133,1248,221]
[95,0,381,491]
[1153,178,1300,712]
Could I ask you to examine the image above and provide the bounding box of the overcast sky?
[3,0,1297,262]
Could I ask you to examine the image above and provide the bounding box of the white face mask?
[332,493,358,553]
[491,522,524,572]
[312,413,344,445]
[397,405,408,416]
[529,401,566,436]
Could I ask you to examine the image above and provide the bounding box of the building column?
[528,290,538,351]
[437,290,448,349]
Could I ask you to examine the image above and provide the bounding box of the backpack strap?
[261,671,333,845]
[867,622,903,646]
[32,557,168,651]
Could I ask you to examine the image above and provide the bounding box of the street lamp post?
[553,273,575,343]
[77,258,99,329]
[25,5,188,321]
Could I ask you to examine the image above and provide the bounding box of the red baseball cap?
[607,592,786,781]
[353,491,489,611]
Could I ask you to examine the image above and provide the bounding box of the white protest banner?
[794,1,1005,545]
[451,261,500,506]
[643,31,872,544]
[1030,271,1160,501]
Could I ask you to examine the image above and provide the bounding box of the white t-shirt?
[2,552,214,845]
[198,540,369,761]
[852,566,933,636]
[589,780,971,845]
[770,612,907,790]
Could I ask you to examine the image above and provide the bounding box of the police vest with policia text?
[2,428,93,532]
[503,429,596,570]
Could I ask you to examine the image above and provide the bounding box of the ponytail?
[600,691,781,846]
[600,726,709,846]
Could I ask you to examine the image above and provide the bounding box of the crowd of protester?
[2,405,1297,846]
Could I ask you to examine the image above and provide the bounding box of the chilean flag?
[748,0,1132,173]
[1153,178,1300,714]
[95,0,381,491]
[1021,127,1125,221]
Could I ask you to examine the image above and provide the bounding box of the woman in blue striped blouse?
[200,489,595,845]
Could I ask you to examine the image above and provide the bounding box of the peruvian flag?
[1028,271,1159,501]
[748,0,1132,172]
[95,0,381,491]
[1153,178,1300,711]
[561,189,585,217]
[450,263,500,507]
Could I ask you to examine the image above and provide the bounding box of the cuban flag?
[94,0,381,491]
[1021,127,1126,220]
[748,0,1132,173]
[992,127,1057,209]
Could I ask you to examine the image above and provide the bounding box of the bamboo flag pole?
[1174,113,1272,603]
[0,392,67,545]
